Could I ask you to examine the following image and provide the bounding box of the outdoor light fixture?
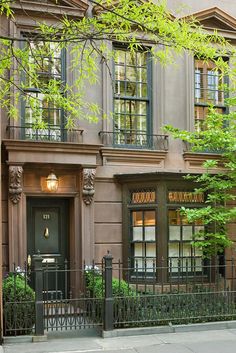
[46,171,58,192]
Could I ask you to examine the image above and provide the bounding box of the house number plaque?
[43,214,50,220]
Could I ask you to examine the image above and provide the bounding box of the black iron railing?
[183,140,223,154]
[99,130,169,150]
[3,256,236,336]
[3,264,35,336]
[6,125,84,143]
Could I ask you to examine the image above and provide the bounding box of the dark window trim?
[112,44,152,148]
[194,58,229,130]
[19,33,67,141]
[122,177,209,283]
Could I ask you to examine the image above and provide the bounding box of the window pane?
[126,52,136,66]
[194,247,203,257]
[169,258,179,272]
[144,227,155,241]
[137,83,147,97]
[126,82,136,96]
[132,211,143,226]
[169,243,179,258]
[115,65,125,80]
[144,211,155,226]
[146,243,156,257]
[169,226,180,240]
[183,243,192,257]
[182,226,193,240]
[146,258,156,272]
[168,209,181,225]
[137,52,147,66]
[133,227,143,241]
[114,50,125,65]
[134,243,143,257]
[126,66,137,81]
[194,257,203,271]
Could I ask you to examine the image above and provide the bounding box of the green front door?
[27,198,69,296]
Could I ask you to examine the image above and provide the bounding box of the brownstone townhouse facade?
[1,0,236,303]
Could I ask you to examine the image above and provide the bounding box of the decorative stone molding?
[82,168,96,205]
[100,147,167,167]
[9,165,23,204]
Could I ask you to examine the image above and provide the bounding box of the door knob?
[44,227,49,238]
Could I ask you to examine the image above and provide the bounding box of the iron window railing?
[6,125,84,143]
[99,130,169,150]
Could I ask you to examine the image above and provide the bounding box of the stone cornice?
[3,140,102,166]
[100,147,167,167]
[183,151,225,169]
[115,171,201,183]
[182,7,236,33]
[92,0,175,20]
[11,0,88,19]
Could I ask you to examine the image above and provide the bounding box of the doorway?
[27,197,69,295]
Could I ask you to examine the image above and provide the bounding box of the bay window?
[123,179,206,281]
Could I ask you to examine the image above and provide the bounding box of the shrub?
[85,269,136,298]
[3,272,35,336]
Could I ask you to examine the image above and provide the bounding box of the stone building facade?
[1,0,236,286]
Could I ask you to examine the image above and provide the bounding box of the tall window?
[113,47,151,147]
[126,184,205,280]
[168,191,204,274]
[130,190,156,275]
[22,38,65,141]
[194,59,226,131]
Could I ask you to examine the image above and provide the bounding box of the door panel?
[27,198,69,295]
[34,208,60,254]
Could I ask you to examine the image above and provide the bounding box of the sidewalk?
[3,323,236,353]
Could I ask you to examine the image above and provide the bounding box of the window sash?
[127,186,206,280]
[20,36,66,141]
[113,47,151,146]
[194,59,227,129]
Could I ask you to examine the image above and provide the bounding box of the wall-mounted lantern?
[46,171,58,192]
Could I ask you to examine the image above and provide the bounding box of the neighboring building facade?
[1,0,236,285]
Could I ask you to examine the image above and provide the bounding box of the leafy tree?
[165,107,236,256]
[0,0,234,126]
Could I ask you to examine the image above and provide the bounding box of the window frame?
[122,178,208,283]
[20,34,67,142]
[112,45,152,148]
[194,58,228,131]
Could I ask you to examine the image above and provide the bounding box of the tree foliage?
[0,0,235,126]
[165,107,236,255]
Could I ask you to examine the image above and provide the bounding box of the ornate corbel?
[9,165,23,204]
[82,168,96,205]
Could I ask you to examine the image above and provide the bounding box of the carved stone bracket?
[9,165,23,204]
[82,168,96,205]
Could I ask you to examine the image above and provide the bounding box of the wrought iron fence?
[42,260,104,331]
[6,125,84,143]
[3,264,35,336]
[110,258,236,328]
[99,130,169,150]
[3,255,236,336]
